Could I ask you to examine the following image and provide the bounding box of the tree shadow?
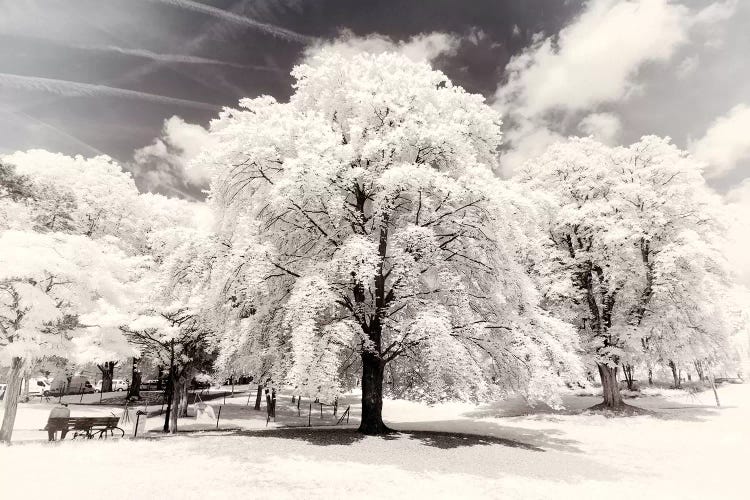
[388,429,544,451]
[390,420,582,453]
[199,426,546,451]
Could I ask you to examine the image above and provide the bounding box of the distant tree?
[520,136,740,408]
[0,231,144,442]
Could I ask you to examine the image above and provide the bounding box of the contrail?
[92,45,273,70]
[0,105,108,157]
[142,0,313,44]
[0,73,217,110]
[0,32,270,69]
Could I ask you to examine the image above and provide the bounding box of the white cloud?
[305,31,459,63]
[690,104,750,178]
[577,112,622,144]
[496,0,690,118]
[131,116,215,199]
[495,0,738,173]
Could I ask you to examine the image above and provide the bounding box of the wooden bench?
[45,417,125,440]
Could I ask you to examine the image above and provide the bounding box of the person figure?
[46,403,70,441]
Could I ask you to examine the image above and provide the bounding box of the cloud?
[305,31,460,63]
[690,104,750,178]
[130,116,215,200]
[577,112,622,145]
[494,0,739,174]
[496,0,690,118]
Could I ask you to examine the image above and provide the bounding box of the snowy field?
[1,383,748,499]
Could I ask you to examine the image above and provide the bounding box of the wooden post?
[246,391,252,406]
[708,369,721,408]
[216,405,222,429]
[79,384,84,403]
[320,402,323,418]
[308,403,312,427]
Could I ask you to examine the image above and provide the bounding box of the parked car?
[28,378,52,396]
[191,378,211,390]
[49,376,96,396]
[140,379,161,391]
[94,379,129,392]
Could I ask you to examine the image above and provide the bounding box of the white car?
[94,379,129,392]
[28,378,52,396]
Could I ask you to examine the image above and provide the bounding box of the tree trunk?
[707,369,720,408]
[597,363,623,408]
[622,364,636,391]
[254,385,263,411]
[648,368,653,385]
[669,361,680,388]
[179,379,189,417]
[0,357,25,443]
[21,372,30,403]
[170,375,185,434]
[358,352,389,434]
[127,359,141,400]
[98,361,116,393]
[694,360,705,382]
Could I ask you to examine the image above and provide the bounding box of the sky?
[0,1,748,213]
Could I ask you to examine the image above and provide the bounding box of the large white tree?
[520,135,739,408]
[202,51,580,434]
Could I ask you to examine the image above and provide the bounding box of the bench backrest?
[48,417,120,430]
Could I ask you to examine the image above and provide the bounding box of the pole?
[308,403,312,427]
[216,405,222,430]
[79,383,84,403]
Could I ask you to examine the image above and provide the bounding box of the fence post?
[320,403,323,419]
[216,405,222,430]
[79,383,84,403]
[308,403,312,427]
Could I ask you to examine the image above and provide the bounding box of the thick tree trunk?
[358,352,389,434]
[668,360,681,389]
[0,357,25,443]
[254,385,263,411]
[597,363,623,408]
[98,361,116,393]
[127,359,141,399]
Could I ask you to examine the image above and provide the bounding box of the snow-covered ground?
[1,383,748,499]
